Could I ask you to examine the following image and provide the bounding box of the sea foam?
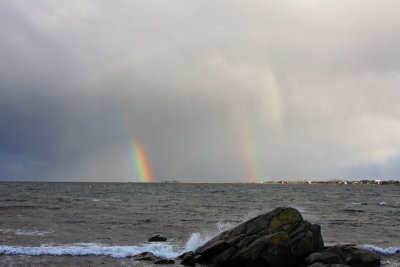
[364,244,400,255]
[0,242,184,259]
[0,217,240,259]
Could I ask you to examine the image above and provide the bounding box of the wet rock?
[134,252,159,261]
[148,234,168,242]
[154,259,175,264]
[305,245,347,265]
[306,244,380,267]
[341,244,380,267]
[192,207,324,267]
[179,251,196,266]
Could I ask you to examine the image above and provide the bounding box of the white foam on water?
[14,230,53,236]
[379,202,387,206]
[0,229,52,236]
[348,202,362,206]
[0,229,14,234]
[363,244,400,255]
[0,242,184,259]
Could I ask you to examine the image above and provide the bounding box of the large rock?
[305,244,380,267]
[183,207,324,267]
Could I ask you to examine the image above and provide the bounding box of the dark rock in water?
[148,234,168,242]
[135,252,175,264]
[179,251,196,266]
[188,207,324,267]
[134,252,159,261]
[341,244,380,267]
[305,244,380,267]
[154,259,175,264]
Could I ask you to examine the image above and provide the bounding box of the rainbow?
[129,140,154,182]
[238,128,264,183]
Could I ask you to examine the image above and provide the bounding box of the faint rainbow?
[238,128,264,183]
[129,140,154,182]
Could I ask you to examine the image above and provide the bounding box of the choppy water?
[0,182,399,266]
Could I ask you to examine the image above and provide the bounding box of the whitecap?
[379,202,387,206]
[14,230,52,236]
[348,202,362,206]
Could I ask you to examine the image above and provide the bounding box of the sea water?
[0,182,399,266]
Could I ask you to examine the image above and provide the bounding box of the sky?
[1,1,400,182]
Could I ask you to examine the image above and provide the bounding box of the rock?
[192,207,324,267]
[179,251,196,266]
[306,244,380,267]
[154,259,175,264]
[135,252,175,264]
[134,252,159,261]
[305,245,347,265]
[341,244,380,267]
[148,234,168,242]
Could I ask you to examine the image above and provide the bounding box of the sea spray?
[185,211,258,251]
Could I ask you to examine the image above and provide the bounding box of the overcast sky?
[1,1,400,182]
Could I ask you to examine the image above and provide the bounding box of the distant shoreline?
[0,180,399,185]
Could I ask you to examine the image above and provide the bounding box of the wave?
[0,212,257,259]
[0,242,184,259]
[364,244,400,255]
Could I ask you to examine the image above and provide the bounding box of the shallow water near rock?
[0,182,399,266]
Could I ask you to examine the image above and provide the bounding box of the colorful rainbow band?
[129,140,154,182]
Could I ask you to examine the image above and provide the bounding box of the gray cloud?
[1,1,400,181]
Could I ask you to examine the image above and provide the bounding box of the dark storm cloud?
[1,1,400,181]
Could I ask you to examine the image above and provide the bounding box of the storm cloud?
[1,0,400,181]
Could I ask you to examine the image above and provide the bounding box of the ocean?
[0,182,399,266]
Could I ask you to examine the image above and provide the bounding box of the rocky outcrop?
[178,207,381,267]
[180,207,324,267]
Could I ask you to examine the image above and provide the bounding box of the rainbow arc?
[129,140,154,182]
